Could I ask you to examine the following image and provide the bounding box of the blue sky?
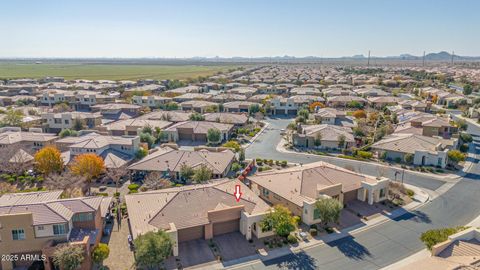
[0,0,478,58]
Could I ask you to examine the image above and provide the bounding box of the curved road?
[237,117,480,270]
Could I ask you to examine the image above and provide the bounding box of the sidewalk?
[190,187,431,270]
[276,138,460,182]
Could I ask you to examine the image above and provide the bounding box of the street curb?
[242,121,269,150]
[275,138,461,182]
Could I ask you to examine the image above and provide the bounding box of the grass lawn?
[0,63,239,81]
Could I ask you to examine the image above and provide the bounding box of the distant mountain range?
[2,51,479,63]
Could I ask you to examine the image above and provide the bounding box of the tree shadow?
[391,209,431,223]
[263,251,317,270]
[326,235,372,260]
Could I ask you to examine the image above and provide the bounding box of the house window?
[12,229,25,240]
[262,188,269,197]
[313,208,320,220]
[53,224,66,235]
[379,188,385,199]
[437,158,442,166]
[37,226,44,231]
[73,212,94,222]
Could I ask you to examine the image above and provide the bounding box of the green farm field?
[0,63,238,81]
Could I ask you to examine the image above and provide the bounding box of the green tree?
[404,153,414,164]
[140,132,155,148]
[347,101,364,109]
[192,164,212,183]
[179,164,194,182]
[53,245,85,270]
[259,205,296,237]
[313,133,322,147]
[231,162,242,172]
[314,197,343,226]
[189,112,205,121]
[248,104,261,116]
[239,148,245,162]
[463,84,473,95]
[207,128,222,144]
[337,134,346,148]
[134,231,173,269]
[59,129,79,138]
[72,118,85,131]
[455,119,468,131]
[2,109,23,126]
[297,108,309,119]
[135,147,148,159]
[92,243,110,265]
[164,102,178,111]
[447,150,466,164]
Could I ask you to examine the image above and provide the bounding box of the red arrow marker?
[234,185,242,202]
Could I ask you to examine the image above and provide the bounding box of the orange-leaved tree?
[309,102,325,112]
[34,146,64,175]
[70,153,105,181]
[352,110,367,119]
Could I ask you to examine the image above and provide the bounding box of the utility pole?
[422,51,426,67]
[367,50,371,67]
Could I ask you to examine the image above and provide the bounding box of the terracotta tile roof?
[247,161,380,207]
[204,113,248,125]
[125,179,270,237]
[0,192,106,225]
[128,147,235,175]
[372,133,452,154]
[165,121,233,133]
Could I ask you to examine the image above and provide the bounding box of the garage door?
[343,190,358,204]
[287,109,297,115]
[275,109,285,115]
[178,226,204,242]
[178,128,192,141]
[194,133,207,142]
[213,220,239,236]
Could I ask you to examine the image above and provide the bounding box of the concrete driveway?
[178,239,216,268]
[214,232,260,261]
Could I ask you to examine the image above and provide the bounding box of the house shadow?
[263,251,317,270]
[391,209,431,223]
[326,235,372,260]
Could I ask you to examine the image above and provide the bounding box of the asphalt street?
[246,116,447,191]
[238,116,480,270]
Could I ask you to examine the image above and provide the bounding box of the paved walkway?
[102,218,135,270]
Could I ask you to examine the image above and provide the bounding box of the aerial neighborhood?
[0,63,478,270]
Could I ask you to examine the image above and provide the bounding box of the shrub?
[459,144,468,153]
[447,150,466,163]
[92,243,110,264]
[128,183,140,191]
[356,151,373,159]
[256,158,263,166]
[231,162,242,172]
[460,133,473,143]
[287,234,298,244]
[420,227,467,250]
[281,160,288,167]
[135,148,148,159]
[406,189,415,197]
